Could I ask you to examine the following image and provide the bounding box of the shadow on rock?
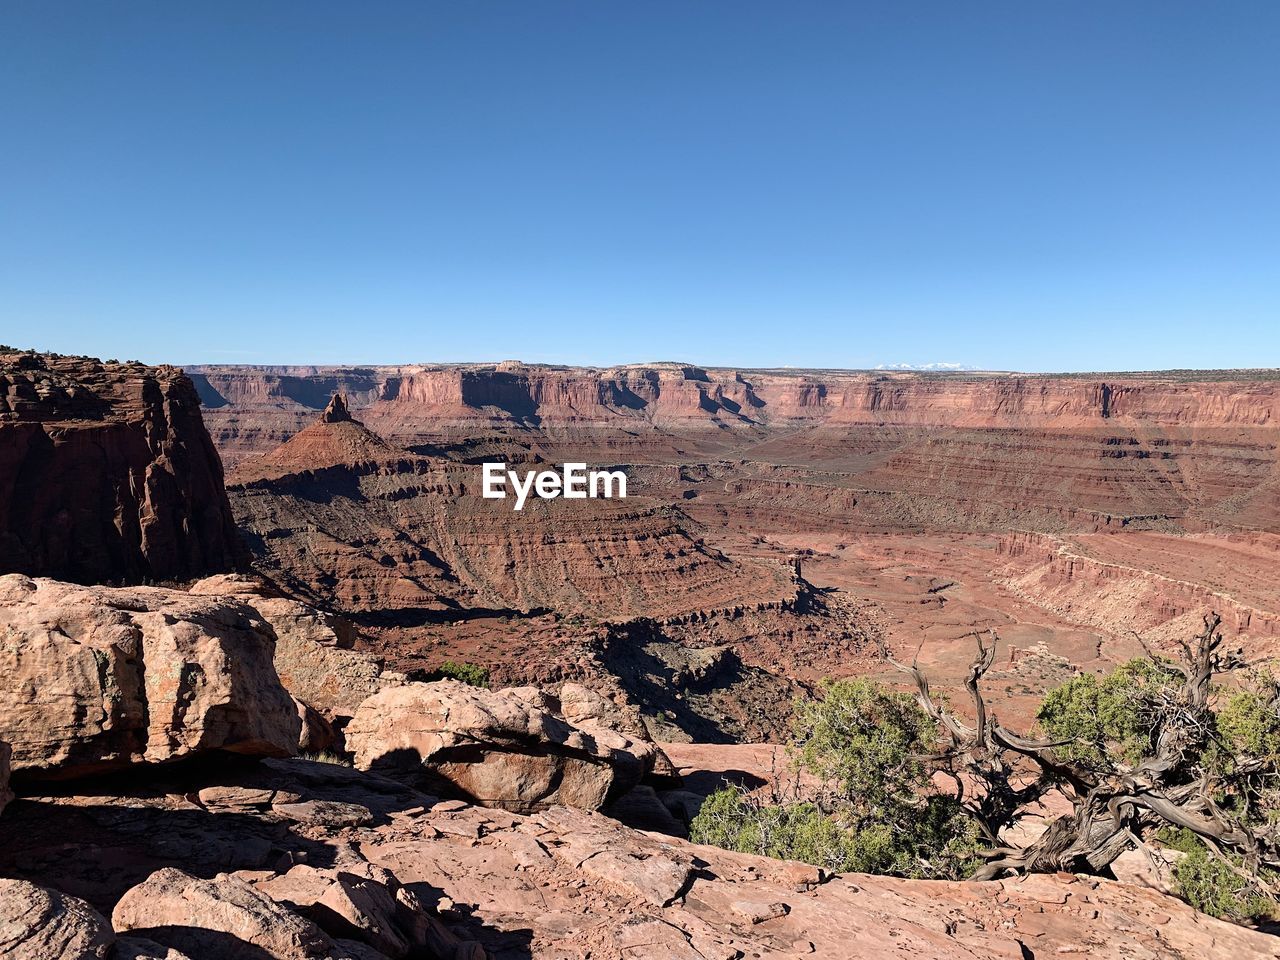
[0,753,430,915]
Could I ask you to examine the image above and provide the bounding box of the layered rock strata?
[194,363,1280,533]
[1,351,242,584]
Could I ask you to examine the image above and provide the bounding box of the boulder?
[0,878,115,959]
[0,575,300,780]
[252,862,484,960]
[555,682,647,737]
[188,573,271,598]
[255,865,409,958]
[190,577,390,721]
[293,697,337,754]
[112,868,333,960]
[550,683,678,783]
[346,681,654,812]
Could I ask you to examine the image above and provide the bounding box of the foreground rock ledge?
[0,755,1275,959]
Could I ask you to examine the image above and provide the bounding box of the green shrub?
[1215,690,1280,768]
[1036,658,1180,769]
[426,660,490,687]
[1172,839,1276,922]
[689,788,981,880]
[690,676,982,881]
[791,677,934,816]
[300,750,353,767]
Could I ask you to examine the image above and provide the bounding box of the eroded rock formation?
[225,400,794,622]
[190,574,395,719]
[112,868,336,960]
[1,352,242,584]
[346,680,666,812]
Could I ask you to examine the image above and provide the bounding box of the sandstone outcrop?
[0,574,299,779]
[1,755,1271,959]
[0,878,114,959]
[189,574,394,727]
[345,681,659,811]
[1,351,241,584]
[230,393,403,483]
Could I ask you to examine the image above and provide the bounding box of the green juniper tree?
[693,614,1280,922]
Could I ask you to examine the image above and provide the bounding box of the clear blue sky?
[2,2,1277,371]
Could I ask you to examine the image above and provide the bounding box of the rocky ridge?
[0,351,242,584]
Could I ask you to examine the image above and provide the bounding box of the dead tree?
[891,615,1280,883]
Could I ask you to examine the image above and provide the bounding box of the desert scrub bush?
[1165,832,1277,923]
[689,676,982,880]
[426,660,490,687]
[1213,687,1280,772]
[1035,657,1182,769]
[689,789,862,874]
[689,787,981,879]
[792,677,935,814]
[300,750,353,767]
[697,616,1280,922]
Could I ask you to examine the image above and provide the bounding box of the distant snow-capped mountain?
[874,362,978,371]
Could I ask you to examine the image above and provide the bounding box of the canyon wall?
[190,363,1280,432]
[225,406,793,622]
[191,363,1280,534]
[996,530,1280,648]
[0,352,242,584]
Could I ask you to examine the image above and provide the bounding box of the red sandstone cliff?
[0,352,242,584]
[189,363,1280,534]
[190,363,1280,433]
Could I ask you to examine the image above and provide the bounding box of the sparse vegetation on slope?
[691,677,983,880]
[693,614,1280,927]
[425,660,491,687]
